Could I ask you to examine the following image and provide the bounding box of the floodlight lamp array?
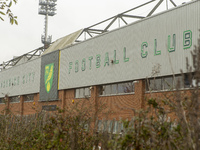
[38,0,57,16]
[39,0,57,6]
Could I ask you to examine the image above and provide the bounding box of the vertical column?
[93,86,98,118]
[20,96,24,116]
[4,95,9,115]
[91,85,98,129]
[34,93,39,119]
[134,80,145,109]
[35,93,40,112]
[60,90,65,110]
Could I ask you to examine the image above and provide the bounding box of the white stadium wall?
[0,58,41,98]
[59,1,200,90]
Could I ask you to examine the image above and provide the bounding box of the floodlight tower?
[38,0,57,49]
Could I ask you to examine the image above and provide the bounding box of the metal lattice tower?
[38,0,57,49]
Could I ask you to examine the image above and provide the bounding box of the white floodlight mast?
[44,1,48,44]
[38,0,57,49]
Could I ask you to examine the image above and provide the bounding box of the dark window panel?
[75,89,80,98]
[24,94,34,102]
[149,79,155,91]
[85,87,90,97]
[104,85,111,95]
[154,78,162,90]
[10,96,20,103]
[111,84,117,95]
[163,76,173,90]
[175,75,184,89]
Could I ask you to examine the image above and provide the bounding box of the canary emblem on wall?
[45,63,54,93]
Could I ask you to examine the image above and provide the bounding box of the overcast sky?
[0,0,191,63]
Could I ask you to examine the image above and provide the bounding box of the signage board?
[0,58,41,98]
[59,1,200,89]
[39,51,59,101]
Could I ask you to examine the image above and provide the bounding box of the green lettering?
[26,74,28,83]
[23,75,25,84]
[81,58,86,71]
[75,60,79,73]
[9,79,11,87]
[168,34,176,52]
[104,52,109,66]
[114,50,119,64]
[14,77,16,86]
[96,54,101,68]
[154,39,161,56]
[29,73,31,82]
[123,47,129,62]
[141,42,148,58]
[6,80,8,87]
[88,56,93,70]
[69,62,73,74]
[183,30,192,49]
[17,76,20,85]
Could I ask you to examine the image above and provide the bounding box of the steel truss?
[0,47,44,71]
[75,0,177,42]
[0,0,179,71]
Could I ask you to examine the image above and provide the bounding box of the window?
[98,120,102,131]
[75,87,91,98]
[97,120,123,133]
[175,74,193,89]
[146,78,162,91]
[113,121,118,133]
[118,82,134,94]
[0,98,4,104]
[146,73,194,92]
[99,81,134,96]
[108,121,113,133]
[111,84,117,95]
[154,78,162,90]
[24,94,34,102]
[175,75,184,88]
[10,96,20,103]
[184,74,191,88]
[148,79,155,91]
[103,85,111,95]
[163,76,173,90]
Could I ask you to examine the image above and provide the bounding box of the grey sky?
[0,0,191,63]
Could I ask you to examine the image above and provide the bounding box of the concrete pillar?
[20,95,24,116]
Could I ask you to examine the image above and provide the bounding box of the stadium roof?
[42,29,83,55]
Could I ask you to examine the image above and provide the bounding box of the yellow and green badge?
[45,63,54,93]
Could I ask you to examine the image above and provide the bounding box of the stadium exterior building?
[0,1,199,121]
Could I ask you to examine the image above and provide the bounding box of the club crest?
[45,63,54,93]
